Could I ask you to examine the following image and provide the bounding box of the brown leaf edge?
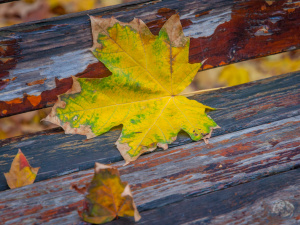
[43,76,96,139]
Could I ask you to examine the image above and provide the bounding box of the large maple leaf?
[45,15,219,163]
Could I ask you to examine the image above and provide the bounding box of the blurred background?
[0,0,135,26]
[0,0,300,139]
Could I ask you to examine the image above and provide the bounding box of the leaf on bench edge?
[4,149,40,189]
[72,162,141,224]
[44,14,219,164]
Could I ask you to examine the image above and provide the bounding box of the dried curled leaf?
[4,149,39,189]
[74,163,141,224]
[45,15,219,163]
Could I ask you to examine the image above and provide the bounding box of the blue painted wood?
[0,72,299,191]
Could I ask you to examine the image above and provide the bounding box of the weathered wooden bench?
[0,0,299,224]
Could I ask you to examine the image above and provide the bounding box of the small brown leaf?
[4,149,39,189]
[74,163,141,224]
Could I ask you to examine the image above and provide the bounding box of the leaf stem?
[179,87,224,97]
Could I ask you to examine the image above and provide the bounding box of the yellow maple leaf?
[262,56,300,75]
[4,149,39,189]
[101,0,122,7]
[45,15,219,164]
[218,64,250,87]
[73,163,141,224]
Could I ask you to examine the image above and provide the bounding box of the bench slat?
[0,71,299,191]
[0,0,299,117]
[108,169,300,225]
[0,114,299,224]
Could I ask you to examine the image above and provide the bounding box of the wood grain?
[108,169,300,225]
[0,0,299,117]
[0,115,299,224]
[0,71,299,191]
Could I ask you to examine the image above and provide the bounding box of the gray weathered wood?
[0,0,299,224]
[0,71,299,191]
[0,115,299,224]
[108,169,300,225]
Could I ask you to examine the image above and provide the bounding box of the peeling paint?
[27,95,42,107]
[26,78,46,86]
[183,7,232,38]
[269,16,283,24]
[255,26,271,36]
[0,49,97,101]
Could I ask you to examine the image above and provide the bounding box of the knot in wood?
[271,200,294,218]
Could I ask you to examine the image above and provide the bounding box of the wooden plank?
[108,169,300,225]
[0,0,299,117]
[0,71,299,191]
[0,115,299,224]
